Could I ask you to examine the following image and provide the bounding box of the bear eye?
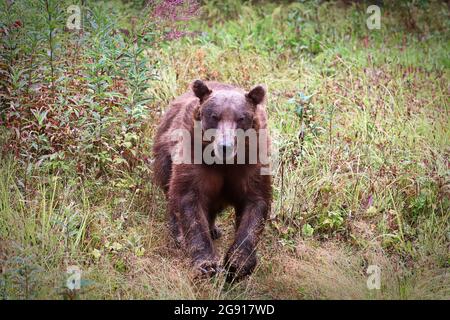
[211,114,219,121]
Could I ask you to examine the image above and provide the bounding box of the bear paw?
[224,249,257,282]
[193,259,220,278]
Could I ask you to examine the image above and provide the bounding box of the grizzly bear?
[153,80,272,281]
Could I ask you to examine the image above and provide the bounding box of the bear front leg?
[225,200,268,282]
[172,192,219,277]
[207,207,224,240]
[168,210,183,247]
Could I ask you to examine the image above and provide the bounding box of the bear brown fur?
[153,80,272,281]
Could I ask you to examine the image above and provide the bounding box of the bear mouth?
[213,143,237,163]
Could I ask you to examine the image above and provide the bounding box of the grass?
[0,0,449,299]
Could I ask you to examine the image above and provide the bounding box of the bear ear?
[192,80,212,103]
[246,85,266,106]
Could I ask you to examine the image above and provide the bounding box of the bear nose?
[221,144,233,156]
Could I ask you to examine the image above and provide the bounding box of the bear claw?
[224,250,257,283]
[194,259,220,278]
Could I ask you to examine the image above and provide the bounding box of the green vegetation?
[0,0,449,299]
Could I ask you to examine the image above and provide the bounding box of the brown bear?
[153,80,272,281]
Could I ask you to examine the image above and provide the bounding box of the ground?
[0,0,449,299]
